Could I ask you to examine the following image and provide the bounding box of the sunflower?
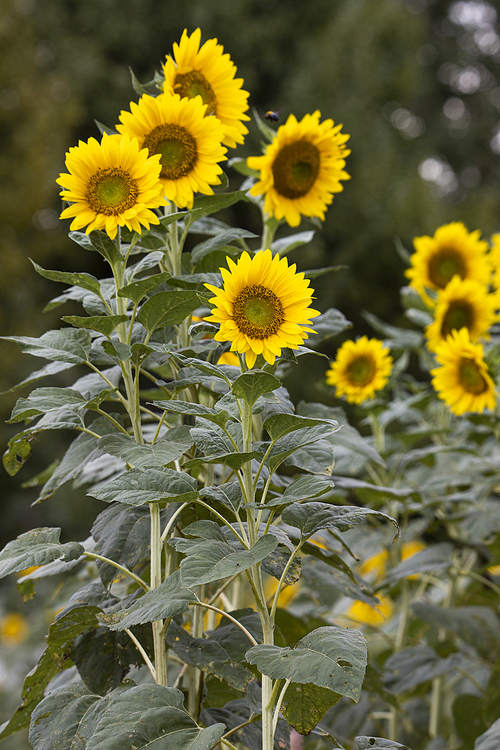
[204,249,320,369]
[430,327,497,415]
[425,275,498,353]
[56,133,165,240]
[163,28,250,149]
[247,111,350,227]
[217,351,240,367]
[326,337,393,405]
[116,93,227,209]
[345,596,394,627]
[405,222,490,306]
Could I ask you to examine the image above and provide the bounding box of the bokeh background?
[0,0,499,740]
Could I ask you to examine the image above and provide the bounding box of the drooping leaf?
[184,450,263,472]
[1,328,91,364]
[31,260,104,298]
[88,467,198,505]
[232,370,281,406]
[1,360,75,395]
[281,682,341,735]
[138,290,201,332]
[261,546,301,585]
[0,528,84,579]
[98,430,192,469]
[171,534,278,587]
[282,502,399,541]
[8,387,87,424]
[62,315,128,338]
[3,432,33,476]
[246,626,367,701]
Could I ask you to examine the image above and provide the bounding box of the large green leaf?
[1,328,91,363]
[263,413,338,442]
[246,626,367,701]
[281,683,341,735]
[199,480,243,513]
[98,430,192,469]
[31,260,103,297]
[8,387,87,424]
[152,399,233,427]
[268,424,338,473]
[46,605,100,668]
[118,272,170,304]
[232,370,281,407]
[88,468,198,505]
[412,603,500,659]
[0,528,84,579]
[171,534,278,587]
[272,230,315,255]
[190,190,248,220]
[282,502,398,541]
[99,571,195,631]
[384,543,454,583]
[91,505,150,586]
[267,475,334,507]
[62,315,128,337]
[284,439,335,475]
[138,290,201,332]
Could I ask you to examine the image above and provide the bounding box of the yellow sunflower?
[326,337,393,405]
[425,275,498,353]
[430,327,497,415]
[205,249,320,369]
[116,93,227,209]
[346,596,394,627]
[56,133,165,240]
[405,222,490,306]
[247,111,350,227]
[163,28,250,149]
[217,351,240,367]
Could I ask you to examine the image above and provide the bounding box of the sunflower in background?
[56,133,165,239]
[326,337,393,405]
[405,222,490,307]
[0,613,29,645]
[205,249,320,369]
[431,327,497,415]
[117,93,227,209]
[247,111,350,227]
[345,596,394,627]
[163,28,250,149]
[425,275,498,353]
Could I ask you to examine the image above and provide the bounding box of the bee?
[265,110,280,123]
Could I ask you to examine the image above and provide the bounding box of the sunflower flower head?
[117,93,227,209]
[205,249,320,369]
[56,132,165,240]
[430,327,497,415]
[425,275,498,353]
[326,337,393,405]
[346,596,394,627]
[247,111,350,227]
[163,28,250,149]
[405,222,490,306]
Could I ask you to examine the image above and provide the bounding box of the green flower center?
[233,284,285,339]
[427,249,467,289]
[272,139,320,200]
[86,168,139,216]
[458,357,488,394]
[173,70,218,116]
[143,123,198,180]
[347,356,376,387]
[440,301,475,339]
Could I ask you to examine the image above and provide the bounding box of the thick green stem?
[261,217,277,252]
[188,585,205,718]
[150,503,168,685]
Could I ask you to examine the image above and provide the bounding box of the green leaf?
[3,433,33,476]
[284,439,335,475]
[484,653,500,724]
[232,370,281,406]
[412,603,500,659]
[262,547,301,585]
[282,502,399,541]
[272,230,315,255]
[264,413,338,442]
[118,272,171,305]
[0,528,84,579]
[8,387,87,424]
[31,260,103,297]
[384,543,454,583]
[152,398,233,426]
[190,190,248,220]
[91,505,151,587]
[311,308,352,345]
[304,265,346,280]
[184,450,262,472]
[37,430,99,502]
[383,646,459,694]
[171,534,278,587]
[191,228,257,262]
[98,571,195,630]
[46,605,100,668]
[268,425,339,474]
[354,738,411,750]
[301,550,379,607]
[1,328,91,364]
[62,315,128,337]
[173,355,233,384]
[281,683,341,735]
[331,475,413,499]
[267,475,333,507]
[138,290,201,332]
[474,717,500,750]
[1,360,76,395]
[158,211,190,227]
[88,467,198,506]
[246,626,367,701]
[199,481,243,513]
[98,431,192,469]
[102,339,132,361]
[0,648,67,741]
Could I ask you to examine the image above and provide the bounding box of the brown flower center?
[427,249,467,289]
[347,356,376,387]
[272,139,320,199]
[233,285,284,339]
[86,167,139,215]
[143,123,198,180]
[173,70,218,116]
[440,301,475,339]
[458,357,488,394]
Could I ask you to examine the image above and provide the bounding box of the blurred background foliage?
[0,0,499,568]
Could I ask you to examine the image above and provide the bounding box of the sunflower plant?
[0,28,402,750]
